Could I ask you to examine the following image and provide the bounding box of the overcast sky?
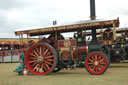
[0,0,128,38]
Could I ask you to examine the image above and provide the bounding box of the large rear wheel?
[85,51,109,75]
[26,43,57,75]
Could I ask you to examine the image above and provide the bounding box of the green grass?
[0,63,128,85]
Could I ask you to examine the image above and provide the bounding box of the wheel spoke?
[46,52,51,56]
[91,56,95,60]
[99,64,104,69]
[89,64,94,68]
[96,67,98,72]
[37,64,41,72]
[88,59,94,62]
[30,57,37,60]
[100,62,105,65]
[99,58,104,62]
[95,55,98,61]
[92,66,96,71]
[45,58,53,62]
[42,62,47,71]
[44,60,53,65]
[40,46,42,55]
[33,50,39,56]
[98,66,101,71]
[30,53,38,57]
[35,47,40,55]
[39,64,44,72]
[31,62,38,67]
[33,64,39,70]
[43,49,49,55]
[98,56,101,61]
[42,46,46,53]
[88,62,93,65]
[44,55,53,59]
[45,63,50,69]
[28,60,38,63]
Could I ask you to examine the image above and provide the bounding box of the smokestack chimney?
[90,0,96,20]
[90,0,98,44]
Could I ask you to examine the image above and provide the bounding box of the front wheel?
[85,51,109,75]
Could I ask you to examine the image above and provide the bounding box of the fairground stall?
[0,39,21,63]
[0,39,38,63]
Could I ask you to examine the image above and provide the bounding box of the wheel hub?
[38,56,44,62]
[94,61,99,66]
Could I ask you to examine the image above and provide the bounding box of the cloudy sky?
[0,0,128,38]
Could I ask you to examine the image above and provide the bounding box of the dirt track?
[0,62,128,85]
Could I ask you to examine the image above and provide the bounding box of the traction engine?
[100,28,128,63]
[14,18,119,75]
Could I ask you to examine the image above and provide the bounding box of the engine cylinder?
[78,44,88,56]
[88,43,101,52]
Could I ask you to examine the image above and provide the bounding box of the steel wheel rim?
[85,52,108,75]
[26,43,55,75]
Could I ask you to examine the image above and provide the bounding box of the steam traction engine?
[98,27,128,62]
[15,18,119,75]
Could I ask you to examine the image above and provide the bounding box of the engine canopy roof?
[15,18,119,36]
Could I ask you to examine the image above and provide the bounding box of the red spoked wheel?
[85,51,109,75]
[26,43,57,75]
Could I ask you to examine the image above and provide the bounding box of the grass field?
[0,63,128,85]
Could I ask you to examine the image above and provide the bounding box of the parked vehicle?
[15,18,119,75]
[87,27,128,63]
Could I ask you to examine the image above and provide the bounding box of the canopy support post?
[19,35,22,45]
[113,24,116,40]
[21,34,23,45]
[55,31,57,40]
[27,34,29,43]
